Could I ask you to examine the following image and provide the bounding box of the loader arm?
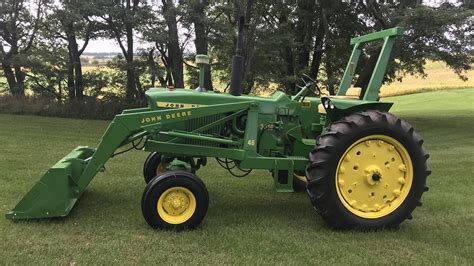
[6,102,253,220]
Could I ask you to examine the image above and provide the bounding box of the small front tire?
[141,171,209,230]
[143,152,196,183]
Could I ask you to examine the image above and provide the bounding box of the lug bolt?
[399,164,407,172]
[398,177,405,185]
[338,180,345,187]
[393,189,401,197]
[339,167,345,174]
[344,155,351,162]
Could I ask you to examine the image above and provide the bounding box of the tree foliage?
[0,0,472,101]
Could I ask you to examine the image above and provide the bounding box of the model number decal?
[156,102,201,108]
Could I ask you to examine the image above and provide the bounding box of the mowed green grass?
[1,89,473,264]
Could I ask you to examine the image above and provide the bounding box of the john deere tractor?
[6,18,430,230]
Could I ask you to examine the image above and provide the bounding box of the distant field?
[380,61,474,97]
[2,61,473,97]
[0,77,7,93]
[82,65,114,73]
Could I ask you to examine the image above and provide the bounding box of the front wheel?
[141,171,209,230]
[143,152,196,183]
[306,110,430,229]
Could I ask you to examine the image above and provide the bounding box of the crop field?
[380,61,474,97]
[0,89,473,264]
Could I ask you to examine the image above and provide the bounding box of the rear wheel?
[306,110,430,229]
[293,172,307,192]
[141,171,209,230]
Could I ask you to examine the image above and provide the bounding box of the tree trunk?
[147,49,157,88]
[309,8,326,80]
[192,1,212,90]
[65,22,84,100]
[326,61,335,95]
[2,62,18,95]
[354,49,381,97]
[278,12,296,93]
[295,0,315,74]
[67,52,75,100]
[320,7,335,95]
[162,0,184,88]
[240,0,256,93]
[4,62,26,96]
[125,7,138,99]
[2,47,26,96]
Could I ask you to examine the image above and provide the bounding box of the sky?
[82,39,122,54]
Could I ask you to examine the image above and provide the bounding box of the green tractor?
[6,18,430,231]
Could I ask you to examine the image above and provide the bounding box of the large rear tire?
[306,110,430,229]
[141,171,209,230]
[293,172,307,192]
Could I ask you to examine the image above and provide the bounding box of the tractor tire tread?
[306,110,430,229]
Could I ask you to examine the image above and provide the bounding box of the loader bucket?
[5,146,95,220]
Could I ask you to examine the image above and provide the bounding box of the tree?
[162,0,184,88]
[0,0,46,96]
[26,42,70,101]
[92,0,153,99]
[44,0,97,100]
[185,0,213,90]
[351,1,473,93]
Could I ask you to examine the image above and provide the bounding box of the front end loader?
[6,20,430,230]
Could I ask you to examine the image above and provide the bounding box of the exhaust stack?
[229,16,245,96]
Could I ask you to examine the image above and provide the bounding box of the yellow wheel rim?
[156,162,169,176]
[157,187,197,224]
[336,135,413,219]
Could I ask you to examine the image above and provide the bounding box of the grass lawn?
[1,89,473,264]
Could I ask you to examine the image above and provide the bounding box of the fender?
[321,96,393,122]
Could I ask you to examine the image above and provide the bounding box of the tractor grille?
[185,114,224,146]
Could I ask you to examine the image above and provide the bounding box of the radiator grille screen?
[184,114,224,146]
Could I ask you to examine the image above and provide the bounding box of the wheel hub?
[372,173,381,182]
[364,165,382,185]
[336,135,413,218]
[157,187,196,224]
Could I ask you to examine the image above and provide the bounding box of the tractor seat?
[318,87,362,114]
[330,87,361,99]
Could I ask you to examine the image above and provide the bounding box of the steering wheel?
[300,74,322,97]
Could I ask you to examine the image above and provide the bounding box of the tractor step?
[5,146,95,220]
